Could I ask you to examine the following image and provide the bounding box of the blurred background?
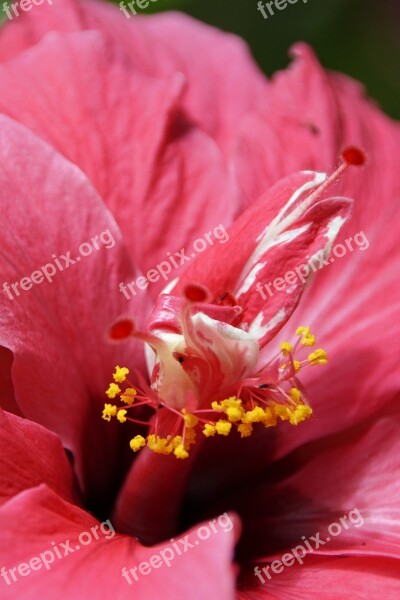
[1,0,399,118]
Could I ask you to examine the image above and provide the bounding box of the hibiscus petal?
[0,0,268,156]
[0,409,76,506]
[81,4,269,155]
[0,114,148,508]
[0,0,82,62]
[0,485,239,600]
[234,43,357,204]
[238,555,400,599]
[231,400,400,562]
[174,170,352,345]
[0,30,236,280]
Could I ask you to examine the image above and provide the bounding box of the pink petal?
[0,409,76,506]
[82,5,269,155]
[233,400,400,562]
[238,555,400,599]
[234,43,353,204]
[0,0,82,62]
[0,485,239,600]
[174,170,352,345]
[0,0,268,156]
[0,30,236,281]
[0,114,148,504]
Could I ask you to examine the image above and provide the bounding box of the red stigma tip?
[341,146,367,167]
[108,318,135,341]
[184,283,210,303]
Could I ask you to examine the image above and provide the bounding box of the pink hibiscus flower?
[0,1,399,599]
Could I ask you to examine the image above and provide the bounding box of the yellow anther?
[238,423,253,438]
[289,388,302,402]
[146,435,174,455]
[211,397,243,422]
[301,334,316,346]
[185,428,197,447]
[171,435,183,448]
[308,349,328,365]
[242,406,266,423]
[113,366,129,383]
[203,424,216,437]
[263,408,278,428]
[130,435,146,452]
[106,383,121,399]
[182,410,199,428]
[120,387,137,405]
[174,444,189,459]
[215,420,232,436]
[296,326,310,336]
[296,326,315,346]
[272,404,291,421]
[226,406,243,422]
[293,360,301,372]
[117,409,127,423]
[289,404,312,425]
[211,400,223,411]
[102,403,117,422]
[280,342,293,356]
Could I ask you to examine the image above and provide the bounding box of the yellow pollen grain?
[113,366,130,383]
[293,360,301,372]
[296,326,310,336]
[227,406,243,422]
[185,428,197,447]
[117,409,127,423]
[120,387,137,405]
[215,420,232,436]
[308,349,328,365]
[238,423,253,438]
[263,408,278,428]
[147,435,174,455]
[182,410,199,428]
[211,400,223,411]
[106,383,121,399]
[242,406,266,424]
[174,444,189,459]
[289,405,313,425]
[272,404,291,421]
[203,424,216,437]
[289,388,302,402]
[280,341,293,356]
[102,403,117,422]
[301,334,316,346]
[130,435,145,452]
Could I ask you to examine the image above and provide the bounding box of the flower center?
[102,295,327,460]
[102,147,365,459]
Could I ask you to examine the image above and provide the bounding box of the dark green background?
[1,0,399,118]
